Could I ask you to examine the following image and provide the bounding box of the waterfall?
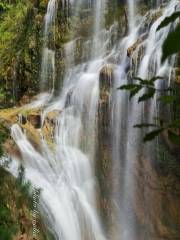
[111,1,179,240]
[127,0,136,32]
[91,0,106,58]
[5,0,180,239]
[40,0,57,93]
[9,0,109,239]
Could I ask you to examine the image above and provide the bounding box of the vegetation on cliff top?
[0,0,47,106]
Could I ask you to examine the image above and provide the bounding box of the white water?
[40,0,57,93]
[111,1,179,240]
[127,0,136,32]
[6,0,180,239]
[10,1,107,239]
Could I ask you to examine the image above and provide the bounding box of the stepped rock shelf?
[0,105,60,156]
[0,0,180,240]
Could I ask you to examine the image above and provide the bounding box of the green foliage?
[16,164,37,207]
[134,123,158,128]
[119,10,180,143]
[118,76,163,102]
[0,161,53,239]
[0,225,18,240]
[0,164,44,239]
[161,24,180,62]
[143,128,164,142]
[0,1,30,60]
[0,167,19,240]
[138,88,155,103]
[0,124,8,156]
[0,2,10,13]
[0,0,37,106]
[156,11,180,62]
[118,76,180,144]
[0,87,5,102]
[157,11,180,31]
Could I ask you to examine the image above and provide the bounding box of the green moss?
[0,164,55,240]
[0,123,8,156]
[0,167,20,240]
[0,1,30,61]
[0,2,10,13]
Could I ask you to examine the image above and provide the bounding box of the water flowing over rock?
[0,0,180,240]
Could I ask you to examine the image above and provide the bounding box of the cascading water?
[127,0,136,32]
[40,0,57,93]
[9,0,108,239]
[91,0,106,58]
[111,1,179,240]
[4,0,180,239]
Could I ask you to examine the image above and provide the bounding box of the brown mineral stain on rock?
[27,114,41,129]
[99,64,114,90]
[132,154,180,239]
[0,103,60,156]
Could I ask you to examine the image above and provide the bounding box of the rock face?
[27,114,41,129]
[132,153,180,240]
[99,65,114,90]
[174,54,180,84]
[96,64,114,223]
[0,0,70,107]
[118,28,180,240]
[0,2,179,240]
[0,104,60,154]
[127,35,146,57]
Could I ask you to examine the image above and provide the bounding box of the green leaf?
[134,76,163,86]
[168,130,180,145]
[162,24,180,62]
[117,84,139,90]
[130,86,142,99]
[138,88,155,102]
[140,80,154,86]
[157,11,180,31]
[134,123,158,128]
[143,129,164,142]
[134,77,152,85]
[150,76,164,82]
